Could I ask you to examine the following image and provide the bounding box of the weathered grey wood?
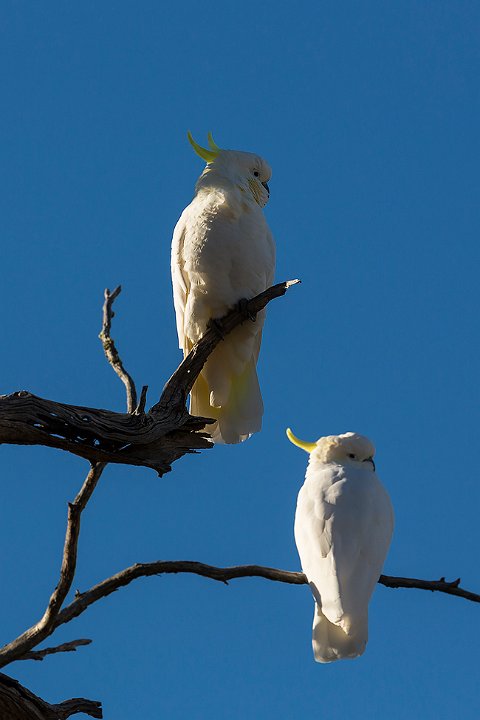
[17,639,92,662]
[0,673,102,719]
[99,285,138,413]
[47,564,480,635]
[0,280,299,476]
[0,391,212,475]
[0,464,105,668]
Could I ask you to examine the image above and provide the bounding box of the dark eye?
[348,453,356,459]
[253,171,259,177]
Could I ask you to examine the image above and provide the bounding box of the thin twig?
[31,561,478,641]
[99,285,137,413]
[17,638,92,662]
[0,463,106,669]
[378,573,480,602]
[135,385,148,415]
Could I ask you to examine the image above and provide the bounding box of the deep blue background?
[1,2,479,718]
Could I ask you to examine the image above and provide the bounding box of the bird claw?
[207,317,225,339]
[238,298,257,322]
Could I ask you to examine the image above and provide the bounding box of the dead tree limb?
[1,561,476,718]
[152,279,301,414]
[25,562,480,642]
[0,280,299,476]
[16,639,92,662]
[0,673,102,719]
[378,573,480,602]
[5,560,478,670]
[98,285,138,413]
[0,463,105,668]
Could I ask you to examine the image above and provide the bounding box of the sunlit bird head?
[286,428,376,468]
[187,131,272,208]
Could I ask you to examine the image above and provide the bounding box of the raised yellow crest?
[286,428,317,453]
[187,131,221,163]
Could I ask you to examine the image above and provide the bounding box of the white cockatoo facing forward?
[287,429,394,663]
[171,133,275,444]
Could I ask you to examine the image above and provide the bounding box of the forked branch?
[0,280,301,475]
[0,463,105,669]
[153,278,301,412]
[17,639,93,662]
[26,561,480,644]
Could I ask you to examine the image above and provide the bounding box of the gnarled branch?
[0,463,105,668]
[152,279,301,414]
[0,673,102,719]
[33,561,480,642]
[0,280,299,476]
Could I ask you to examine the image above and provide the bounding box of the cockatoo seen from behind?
[287,428,394,662]
[171,133,275,444]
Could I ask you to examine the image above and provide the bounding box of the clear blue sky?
[1,1,479,718]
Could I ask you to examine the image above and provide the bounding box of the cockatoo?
[171,133,275,444]
[287,428,394,663]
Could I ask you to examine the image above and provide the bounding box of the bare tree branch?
[378,573,480,602]
[152,279,301,414]
[50,697,103,720]
[98,285,138,413]
[0,672,102,719]
[0,392,212,475]
[0,280,300,475]
[52,562,306,631]
[1,562,476,716]
[134,384,149,415]
[17,639,92,662]
[28,561,476,641]
[0,463,105,669]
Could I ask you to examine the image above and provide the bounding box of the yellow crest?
[187,131,220,163]
[207,132,221,152]
[286,428,317,454]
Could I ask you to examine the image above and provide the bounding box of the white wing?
[295,464,393,630]
[171,209,190,352]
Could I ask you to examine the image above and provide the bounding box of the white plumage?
[287,429,394,663]
[171,133,275,444]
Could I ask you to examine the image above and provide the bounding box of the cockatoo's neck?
[195,163,267,208]
[196,164,239,191]
[305,455,332,477]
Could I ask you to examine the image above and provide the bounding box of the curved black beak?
[363,457,376,471]
[262,181,270,195]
